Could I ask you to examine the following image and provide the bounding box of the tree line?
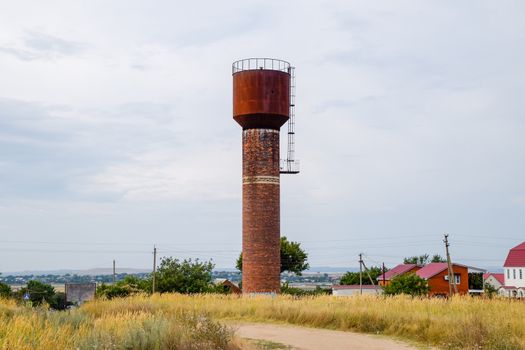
[0,279,68,309]
[100,236,313,298]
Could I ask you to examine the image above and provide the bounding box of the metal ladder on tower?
[280,66,300,174]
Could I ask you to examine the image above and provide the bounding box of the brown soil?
[234,323,419,350]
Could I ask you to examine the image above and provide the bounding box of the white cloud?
[79,147,239,201]
[0,0,524,271]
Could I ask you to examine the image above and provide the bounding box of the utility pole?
[359,253,363,295]
[444,234,458,296]
[382,262,386,286]
[361,258,379,294]
[112,260,116,284]
[361,259,376,286]
[152,245,157,294]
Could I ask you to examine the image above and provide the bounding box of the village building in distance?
[377,264,420,286]
[416,263,469,296]
[375,262,471,297]
[333,241,525,298]
[483,273,504,290]
[65,283,96,305]
[332,285,382,296]
[485,242,525,298]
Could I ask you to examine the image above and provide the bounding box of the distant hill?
[3,265,497,277]
[306,266,357,273]
[2,266,356,276]
[1,268,150,276]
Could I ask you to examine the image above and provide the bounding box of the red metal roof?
[483,273,504,285]
[416,263,448,279]
[503,242,525,267]
[376,264,418,281]
[416,262,469,279]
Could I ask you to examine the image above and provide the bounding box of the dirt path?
[235,323,419,350]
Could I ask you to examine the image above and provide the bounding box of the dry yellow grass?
[1,294,524,350]
[0,297,238,350]
[83,294,525,350]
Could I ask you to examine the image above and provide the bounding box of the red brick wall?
[242,129,281,293]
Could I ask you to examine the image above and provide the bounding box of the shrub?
[18,280,56,306]
[155,257,214,294]
[0,281,12,298]
[383,273,429,296]
[484,283,498,298]
[340,266,384,285]
[96,275,152,299]
[281,282,330,296]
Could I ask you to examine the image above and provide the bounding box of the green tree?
[403,254,445,265]
[155,257,214,293]
[431,254,446,263]
[51,292,68,310]
[383,273,429,296]
[340,266,385,285]
[281,282,329,296]
[484,283,498,298]
[236,236,309,275]
[121,275,151,291]
[19,280,56,306]
[96,283,135,299]
[96,275,150,299]
[0,281,12,298]
[468,273,483,290]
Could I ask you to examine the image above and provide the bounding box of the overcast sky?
[0,1,524,273]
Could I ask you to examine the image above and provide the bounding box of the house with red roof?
[415,262,469,296]
[483,273,504,290]
[501,242,525,298]
[377,262,469,296]
[376,264,421,286]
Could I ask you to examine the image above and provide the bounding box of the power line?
[0,248,151,254]
[0,232,521,247]
[0,240,242,247]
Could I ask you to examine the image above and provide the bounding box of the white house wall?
[485,276,503,289]
[504,267,525,288]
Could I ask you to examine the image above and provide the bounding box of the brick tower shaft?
[242,129,281,293]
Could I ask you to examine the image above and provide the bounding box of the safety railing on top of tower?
[232,58,291,74]
[280,159,300,174]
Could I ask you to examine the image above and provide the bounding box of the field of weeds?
[0,297,238,350]
[82,294,525,350]
[1,294,524,350]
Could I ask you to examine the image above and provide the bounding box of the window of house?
[507,269,510,279]
[445,274,461,284]
[513,269,516,279]
[520,269,523,279]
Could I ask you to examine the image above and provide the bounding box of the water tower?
[232,58,299,294]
